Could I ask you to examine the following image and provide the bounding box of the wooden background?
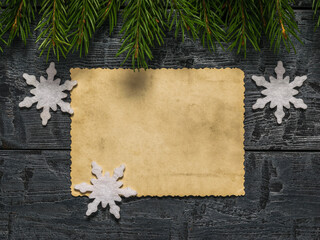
[0,1,320,239]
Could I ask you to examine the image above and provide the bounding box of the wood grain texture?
[294,0,313,7]
[0,5,320,240]
[1,11,320,150]
[0,151,319,239]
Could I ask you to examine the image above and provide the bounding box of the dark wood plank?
[1,11,320,150]
[294,0,313,8]
[0,150,319,239]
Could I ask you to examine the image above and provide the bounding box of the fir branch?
[196,0,225,51]
[313,0,320,28]
[258,0,266,27]
[166,0,202,41]
[117,0,165,70]
[265,0,301,53]
[36,0,69,60]
[68,0,100,57]
[0,0,318,69]
[226,0,261,57]
[0,0,37,46]
[97,0,120,34]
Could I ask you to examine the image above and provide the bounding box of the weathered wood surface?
[0,2,320,239]
[0,151,319,239]
[1,10,320,150]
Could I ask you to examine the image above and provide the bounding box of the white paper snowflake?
[252,61,307,124]
[19,62,77,126]
[74,162,137,219]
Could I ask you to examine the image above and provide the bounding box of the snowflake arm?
[289,97,307,109]
[74,161,137,219]
[113,164,125,180]
[40,106,51,125]
[252,96,272,109]
[60,80,78,91]
[46,62,57,81]
[87,198,101,216]
[251,61,307,124]
[22,74,39,87]
[251,75,270,88]
[19,96,38,108]
[274,105,285,124]
[57,100,74,114]
[290,76,307,88]
[74,183,94,193]
[109,202,121,219]
[118,187,137,198]
[19,62,77,126]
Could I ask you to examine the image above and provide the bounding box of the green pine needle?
[265,0,301,53]
[196,0,225,51]
[68,0,100,57]
[97,0,120,34]
[0,0,37,47]
[35,0,69,61]
[313,0,320,28]
[226,0,261,57]
[0,0,318,69]
[117,0,165,70]
[166,0,202,41]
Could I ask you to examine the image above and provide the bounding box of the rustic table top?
[0,1,319,239]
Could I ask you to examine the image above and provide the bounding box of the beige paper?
[70,68,245,196]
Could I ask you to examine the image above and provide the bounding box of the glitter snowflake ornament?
[252,61,307,124]
[19,62,77,126]
[74,162,137,219]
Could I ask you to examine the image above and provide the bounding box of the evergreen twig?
[0,0,318,69]
[68,0,100,57]
[117,0,165,70]
[97,0,120,34]
[226,0,261,57]
[36,0,69,60]
[196,0,225,51]
[0,0,37,47]
[265,0,301,53]
[166,0,202,41]
[313,0,320,28]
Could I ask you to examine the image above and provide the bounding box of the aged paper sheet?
[70,68,245,196]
